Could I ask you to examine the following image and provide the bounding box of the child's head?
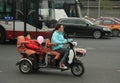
[24,32,31,39]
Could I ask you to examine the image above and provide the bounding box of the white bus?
[0,0,82,44]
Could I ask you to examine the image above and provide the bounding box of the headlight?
[103,28,111,31]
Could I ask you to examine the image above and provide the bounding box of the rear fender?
[18,58,33,66]
[68,49,75,64]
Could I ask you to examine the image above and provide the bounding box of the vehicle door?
[75,19,91,36]
[62,19,76,36]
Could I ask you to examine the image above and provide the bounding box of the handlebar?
[56,41,77,49]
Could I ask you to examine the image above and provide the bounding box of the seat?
[17,36,26,53]
[17,36,36,56]
[44,39,60,60]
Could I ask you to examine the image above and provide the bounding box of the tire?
[71,63,85,77]
[0,27,6,44]
[93,30,102,39]
[19,60,33,74]
[112,29,119,37]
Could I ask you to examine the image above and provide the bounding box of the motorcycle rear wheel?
[19,60,33,74]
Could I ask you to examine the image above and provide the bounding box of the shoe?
[52,59,57,65]
[52,59,55,63]
[59,63,67,69]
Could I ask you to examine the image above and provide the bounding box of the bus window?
[0,1,4,19]
[6,0,12,12]
[54,0,79,17]
[0,0,13,19]
[63,5,76,17]
[0,1,3,12]
[39,0,49,20]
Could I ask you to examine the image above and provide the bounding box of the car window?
[75,19,87,26]
[60,19,76,25]
[103,20,115,25]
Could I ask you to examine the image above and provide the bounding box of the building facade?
[80,0,120,18]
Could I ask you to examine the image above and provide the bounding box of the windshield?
[54,0,81,17]
[39,0,82,20]
[113,17,120,23]
[84,19,94,25]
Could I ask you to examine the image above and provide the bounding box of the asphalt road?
[0,37,120,83]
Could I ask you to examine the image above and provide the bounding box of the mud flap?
[68,49,74,64]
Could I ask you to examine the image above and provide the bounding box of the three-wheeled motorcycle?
[16,41,86,77]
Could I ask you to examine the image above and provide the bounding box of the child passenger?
[23,32,61,64]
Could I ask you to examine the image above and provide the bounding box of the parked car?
[112,17,120,23]
[93,17,120,37]
[57,17,111,39]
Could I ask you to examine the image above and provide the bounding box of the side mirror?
[86,24,89,27]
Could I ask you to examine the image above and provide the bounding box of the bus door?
[63,3,77,17]
[63,2,81,17]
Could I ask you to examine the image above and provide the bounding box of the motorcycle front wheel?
[71,63,85,77]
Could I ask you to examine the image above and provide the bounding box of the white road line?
[78,46,96,50]
[0,70,3,72]
[117,70,120,72]
[86,47,96,50]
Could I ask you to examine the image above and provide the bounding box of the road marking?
[78,46,96,50]
[86,47,96,50]
[117,70,120,72]
[0,70,3,72]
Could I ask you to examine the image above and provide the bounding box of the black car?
[58,18,112,39]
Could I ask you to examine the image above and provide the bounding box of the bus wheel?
[0,27,5,44]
